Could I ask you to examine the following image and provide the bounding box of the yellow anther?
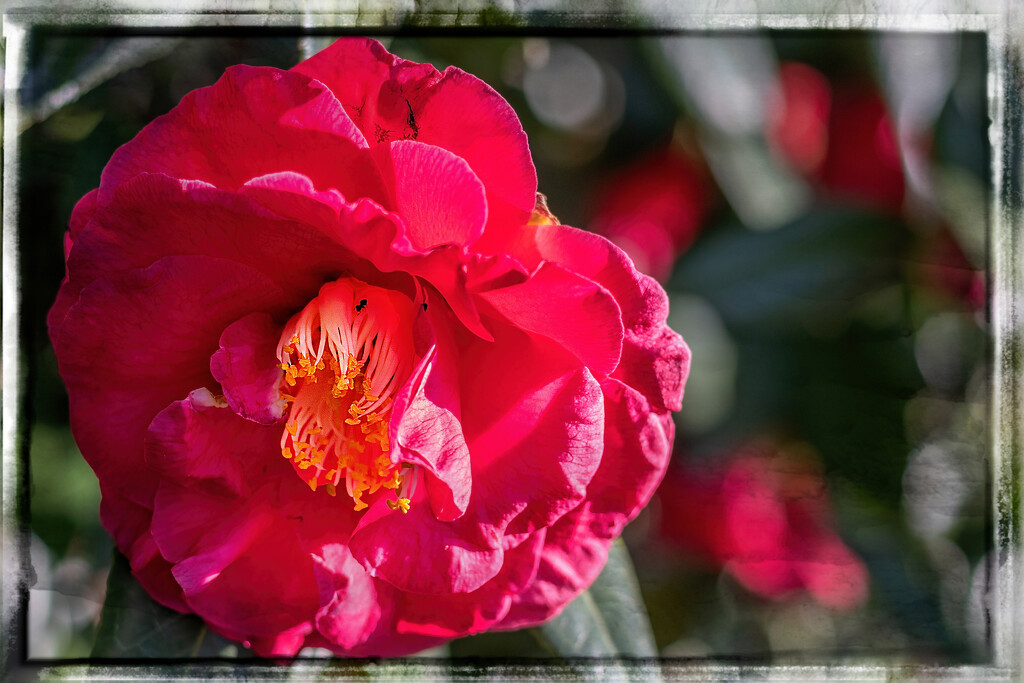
[326,484,337,497]
[345,417,361,425]
[386,498,411,513]
[282,447,293,460]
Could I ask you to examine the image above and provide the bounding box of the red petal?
[386,140,487,250]
[460,325,604,539]
[145,388,281,498]
[100,65,386,203]
[292,38,536,238]
[54,256,287,508]
[496,506,612,630]
[311,544,381,650]
[580,379,673,538]
[210,313,288,426]
[390,304,472,521]
[347,482,505,595]
[239,172,495,340]
[479,261,623,377]
[526,223,691,411]
[64,173,356,314]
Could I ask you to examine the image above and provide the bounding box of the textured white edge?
[1,17,28,681]
[0,1,1020,681]
[988,4,1024,680]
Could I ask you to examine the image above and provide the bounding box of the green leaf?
[672,208,908,335]
[587,539,658,658]
[91,550,241,658]
[531,539,661,681]
[536,587,618,658]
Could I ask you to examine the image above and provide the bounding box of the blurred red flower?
[589,147,713,282]
[768,62,905,213]
[656,444,869,611]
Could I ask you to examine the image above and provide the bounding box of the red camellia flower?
[47,38,690,656]
[589,147,712,283]
[656,444,868,611]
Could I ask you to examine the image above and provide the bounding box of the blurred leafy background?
[19,30,991,664]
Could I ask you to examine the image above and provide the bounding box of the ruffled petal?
[496,382,672,630]
[311,544,381,650]
[126,530,190,613]
[100,64,387,204]
[460,325,604,538]
[100,491,187,613]
[479,261,623,377]
[210,313,288,426]
[582,379,673,537]
[239,171,495,341]
[495,505,612,630]
[63,173,356,314]
[390,304,472,521]
[393,529,546,639]
[519,223,691,411]
[347,475,504,595]
[292,38,536,237]
[145,388,281,498]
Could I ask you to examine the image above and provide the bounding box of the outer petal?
[460,325,604,539]
[348,493,504,595]
[495,505,611,630]
[147,403,329,645]
[61,173,357,317]
[497,379,672,629]
[479,261,624,377]
[126,530,190,613]
[53,256,287,508]
[393,529,546,639]
[210,313,287,426]
[48,189,100,334]
[584,379,674,535]
[521,223,691,411]
[178,519,320,642]
[292,38,536,237]
[99,488,187,612]
[99,64,387,204]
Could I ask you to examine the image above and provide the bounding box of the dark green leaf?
[91,550,241,658]
[672,208,908,335]
[588,539,658,657]
[531,540,661,682]
[536,588,618,658]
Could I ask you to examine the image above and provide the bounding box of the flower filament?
[277,279,416,512]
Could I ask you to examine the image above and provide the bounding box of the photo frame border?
[3,1,1021,680]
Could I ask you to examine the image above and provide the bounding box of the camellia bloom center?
[276,278,417,511]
